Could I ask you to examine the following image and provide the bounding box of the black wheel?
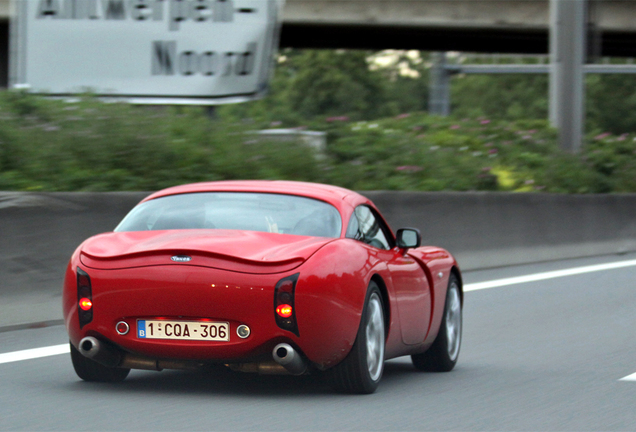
[70,342,130,382]
[412,273,462,372]
[329,282,385,394]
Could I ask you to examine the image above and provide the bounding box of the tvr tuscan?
[64,180,463,393]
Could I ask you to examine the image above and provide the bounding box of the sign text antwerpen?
[36,0,238,30]
[12,0,283,104]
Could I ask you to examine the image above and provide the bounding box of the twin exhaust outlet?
[271,343,307,375]
[78,337,307,375]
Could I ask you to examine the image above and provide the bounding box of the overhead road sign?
[10,0,284,105]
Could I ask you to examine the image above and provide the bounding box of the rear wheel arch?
[328,280,386,393]
[370,274,390,337]
[450,266,463,305]
[411,271,462,372]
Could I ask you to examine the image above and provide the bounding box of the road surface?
[1,253,636,431]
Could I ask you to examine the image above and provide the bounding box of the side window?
[347,206,391,250]
[345,212,362,240]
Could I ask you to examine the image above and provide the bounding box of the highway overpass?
[280,0,636,56]
[1,0,636,152]
[2,0,636,56]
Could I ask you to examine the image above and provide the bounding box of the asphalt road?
[1,254,636,431]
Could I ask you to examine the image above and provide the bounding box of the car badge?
[171,255,192,262]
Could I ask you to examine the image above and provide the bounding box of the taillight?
[77,268,93,328]
[276,304,293,318]
[274,274,299,336]
[78,298,93,311]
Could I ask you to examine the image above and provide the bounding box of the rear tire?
[412,274,462,372]
[329,282,385,394]
[70,342,130,382]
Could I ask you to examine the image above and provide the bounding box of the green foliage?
[372,51,431,114]
[222,49,636,136]
[0,92,325,191]
[287,50,388,120]
[3,47,636,194]
[320,115,633,194]
[451,74,549,121]
[450,70,636,135]
[219,49,394,124]
[2,89,634,193]
[218,49,429,125]
[586,74,636,134]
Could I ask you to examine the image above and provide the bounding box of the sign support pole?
[429,52,451,116]
[549,0,587,153]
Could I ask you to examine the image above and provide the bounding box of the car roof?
[141,180,370,210]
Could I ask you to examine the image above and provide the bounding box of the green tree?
[371,51,431,115]
[219,49,395,124]
[451,74,548,120]
[220,49,636,134]
[586,74,636,134]
[286,50,389,119]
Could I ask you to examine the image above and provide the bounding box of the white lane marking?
[0,344,69,365]
[463,258,636,384]
[620,372,636,382]
[464,258,636,291]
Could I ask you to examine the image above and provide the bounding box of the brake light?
[77,268,93,328]
[276,304,293,318]
[79,298,93,311]
[274,273,299,336]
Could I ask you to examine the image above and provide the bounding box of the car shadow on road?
[62,358,428,397]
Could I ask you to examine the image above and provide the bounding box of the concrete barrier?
[2,190,636,328]
[364,191,636,270]
[0,192,148,328]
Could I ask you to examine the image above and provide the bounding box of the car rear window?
[115,192,342,238]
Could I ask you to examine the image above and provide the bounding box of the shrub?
[1,91,635,194]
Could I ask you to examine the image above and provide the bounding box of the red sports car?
[63,181,463,393]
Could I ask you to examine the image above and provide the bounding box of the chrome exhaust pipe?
[272,343,307,375]
[78,337,203,371]
[78,336,122,368]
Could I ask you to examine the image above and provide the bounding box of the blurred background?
[1,0,636,194]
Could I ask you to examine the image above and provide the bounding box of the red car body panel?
[63,180,461,371]
[79,230,332,273]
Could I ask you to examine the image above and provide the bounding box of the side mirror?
[396,228,421,249]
